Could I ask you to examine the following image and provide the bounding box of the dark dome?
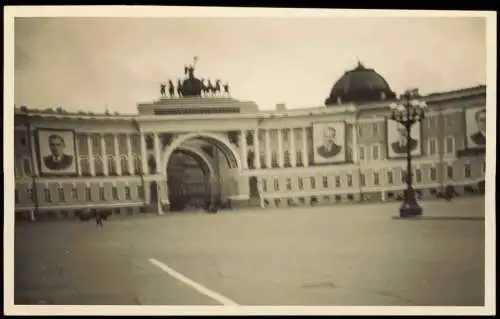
[325,62,396,106]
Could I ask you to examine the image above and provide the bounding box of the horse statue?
[213,80,222,96]
[177,79,183,98]
[223,82,230,97]
[200,78,209,97]
[206,79,214,97]
[168,80,175,98]
[160,84,166,97]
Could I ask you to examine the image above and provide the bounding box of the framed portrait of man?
[312,121,346,164]
[386,119,422,159]
[36,128,78,176]
[465,107,486,149]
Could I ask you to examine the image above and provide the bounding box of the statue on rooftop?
[213,80,222,96]
[168,80,175,98]
[179,56,203,97]
[177,79,183,98]
[160,84,166,97]
[223,82,230,97]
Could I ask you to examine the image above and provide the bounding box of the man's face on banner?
[323,127,336,146]
[49,135,65,157]
[476,109,486,132]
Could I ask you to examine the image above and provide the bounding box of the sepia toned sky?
[14,14,487,114]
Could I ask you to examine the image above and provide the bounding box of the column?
[352,123,359,163]
[265,129,272,168]
[76,136,82,176]
[114,134,122,176]
[126,134,134,174]
[154,133,162,174]
[277,129,284,168]
[101,134,109,176]
[87,134,95,176]
[290,128,296,167]
[302,127,309,167]
[140,132,148,174]
[381,190,386,202]
[28,131,40,176]
[254,129,261,169]
[156,181,163,215]
[240,130,248,169]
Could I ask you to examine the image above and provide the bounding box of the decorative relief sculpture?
[226,131,240,146]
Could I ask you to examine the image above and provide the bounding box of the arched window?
[134,156,142,174]
[107,155,116,175]
[77,134,89,156]
[284,151,290,167]
[358,145,366,161]
[99,186,105,201]
[79,155,90,176]
[94,155,104,176]
[120,154,129,175]
[428,138,438,156]
[445,136,455,155]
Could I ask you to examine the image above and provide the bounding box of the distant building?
[13,62,486,220]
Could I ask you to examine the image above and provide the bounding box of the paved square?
[14,197,485,306]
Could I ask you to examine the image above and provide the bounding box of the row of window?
[247,114,457,145]
[15,155,149,177]
[79,155,144,175]
[14,185,143,204]
[261,163,479,192]
[249,135,459,169]
[77,134,142,157]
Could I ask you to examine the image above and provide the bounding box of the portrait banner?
[312,121,346,164]
[36,129,78,176]
[386,119,422,159]
[465,107,486,149]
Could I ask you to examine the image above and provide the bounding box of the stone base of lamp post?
[399,187,423,218]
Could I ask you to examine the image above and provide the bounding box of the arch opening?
[164,134,241,212]
[167,149,211,212]
[162,132,241,174]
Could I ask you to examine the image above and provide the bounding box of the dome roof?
[325,62,396,106]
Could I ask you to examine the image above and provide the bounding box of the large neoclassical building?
[13,62,486,220]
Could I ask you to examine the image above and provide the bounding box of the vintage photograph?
[36,129,77,175]
[386,119,422,159]
[312,122,346,164]
[5,6,495,317]
[466,107,487,149]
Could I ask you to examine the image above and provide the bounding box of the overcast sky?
[14,13,487,113]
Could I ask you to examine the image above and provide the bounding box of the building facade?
[13,62,487,220]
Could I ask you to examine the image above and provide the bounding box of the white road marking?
[148,258,239,306]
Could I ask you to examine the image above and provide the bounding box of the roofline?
[13,84,486,122]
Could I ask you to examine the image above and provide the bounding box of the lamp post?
[389,89,427,218]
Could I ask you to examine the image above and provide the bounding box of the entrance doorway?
[167,150,212,211]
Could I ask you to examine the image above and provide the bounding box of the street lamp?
[389,89,427,218]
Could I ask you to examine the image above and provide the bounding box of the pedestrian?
[94,209,103,227]
[444,184,456,202]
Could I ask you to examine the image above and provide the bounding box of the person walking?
[94,209,104,227]
[444,184,458,202]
